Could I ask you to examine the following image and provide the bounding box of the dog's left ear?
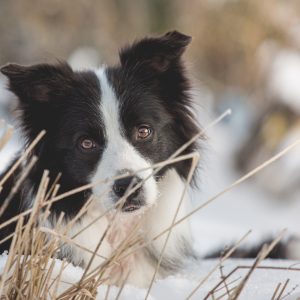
[119,31,191,73]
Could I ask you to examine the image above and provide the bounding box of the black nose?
[113,176,142,198]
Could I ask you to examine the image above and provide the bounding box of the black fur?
[206,240,289,259]
[107,31,198,179]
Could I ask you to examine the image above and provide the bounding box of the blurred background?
[0,0,300,255]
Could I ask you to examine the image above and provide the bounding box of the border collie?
[0,31,199,287]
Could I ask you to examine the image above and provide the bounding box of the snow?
[68,46,101,70]
[1,252,299,299]
[190,123,300,256]
[267,49,300,114]
[0,75,22,173]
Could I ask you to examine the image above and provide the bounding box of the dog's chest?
[61,209,155,286]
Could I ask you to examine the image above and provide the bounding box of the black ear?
[119,31,191,73]
[0,62,73,103]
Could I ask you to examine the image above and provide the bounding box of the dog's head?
[1,31,199,215]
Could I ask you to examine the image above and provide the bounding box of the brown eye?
[136,125,153,140]
[80,138,96,150]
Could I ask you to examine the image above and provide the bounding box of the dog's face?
[1,31,198,215]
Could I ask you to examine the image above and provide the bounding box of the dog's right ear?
[0,62,73,103]
[119,31,191,73]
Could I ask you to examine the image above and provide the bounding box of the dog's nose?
[112,176,142,198]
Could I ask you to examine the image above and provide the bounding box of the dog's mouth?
[122,203,140,212]
[121,198,145,213]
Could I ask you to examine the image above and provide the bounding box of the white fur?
[145,169,193,259]
[20,182,35,210]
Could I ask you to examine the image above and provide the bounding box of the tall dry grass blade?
[271,283,282,300]
[0,124,13,151]
[218,264,230,298]
[50,258,67,299]
[0,119,4,131]
[45,172,62,200]
[145,152,200,300]
[188,230,252,300]
[213,276,242,294]
[0,130,46,190]
[44,197,96,281]
[114,271,130,300]
[57,222,144,299]
[39,227,109,261]
[78,221,113,284]
[62,196,94,234]
[208,265,300,299]
[170,109,231,161]
[275,279,290,300]
[281,283,299,300]
[79,217,143,290]
[0,156,37,218]
[54,188,141,297]
[216,284,239,300]
[0,215,24,296]
[104,285,111,300]
[231,229,287,300]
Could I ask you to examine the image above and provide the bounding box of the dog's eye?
[79,138,97,151]
[136,125,153,140]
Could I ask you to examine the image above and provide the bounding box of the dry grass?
[0,113,299,299]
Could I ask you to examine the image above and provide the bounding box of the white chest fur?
[47,169,193,288]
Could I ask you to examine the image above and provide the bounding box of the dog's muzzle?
[112,175,145,212]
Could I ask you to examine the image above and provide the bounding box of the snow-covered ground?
[191,121,300,257]
[1,252,299,299]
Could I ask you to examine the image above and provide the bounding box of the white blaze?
[92,68,158,210]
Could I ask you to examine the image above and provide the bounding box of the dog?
[0,31,200,287]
